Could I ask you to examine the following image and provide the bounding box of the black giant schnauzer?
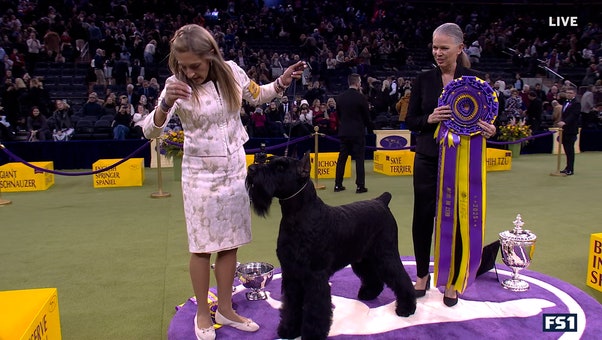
[246,153,416,340]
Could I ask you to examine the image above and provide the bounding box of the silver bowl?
[236,262,274,300]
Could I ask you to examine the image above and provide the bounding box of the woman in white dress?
[142,24,306,340]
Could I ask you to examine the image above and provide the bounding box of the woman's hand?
[428,105,452,124]
[477,119,497,139]
[279,61,307,87]
[163,79,192,107]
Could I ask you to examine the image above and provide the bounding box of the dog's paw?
[395,300,417,317]
[277,326,301,340]
[357,284,384,300]
[277,332,301,340]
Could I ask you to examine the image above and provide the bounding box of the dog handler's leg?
[190,253,213,328]
[215,248,252,323]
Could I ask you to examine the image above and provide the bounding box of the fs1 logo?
[543,314,578,332]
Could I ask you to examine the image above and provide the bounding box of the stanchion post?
[550,128,567,177]
[0,187,12,205]
[151,138,171,198]
[312,126,326,190]
[0,144,13,205]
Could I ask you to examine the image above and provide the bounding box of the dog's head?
[246,152,311,216]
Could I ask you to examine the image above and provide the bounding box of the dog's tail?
[376,192,392,206]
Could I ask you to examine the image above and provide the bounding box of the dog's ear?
[299,152,311,178]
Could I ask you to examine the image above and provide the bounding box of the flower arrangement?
[160,130,184,159]
[497,117,532,144]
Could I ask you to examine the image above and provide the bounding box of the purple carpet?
[168,258,602,339]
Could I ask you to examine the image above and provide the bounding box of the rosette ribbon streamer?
[433,76,498,293]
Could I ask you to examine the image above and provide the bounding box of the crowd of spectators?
[1,0,602,142]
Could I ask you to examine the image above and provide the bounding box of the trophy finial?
[512,214,525,232]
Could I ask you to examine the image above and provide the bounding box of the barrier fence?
[0,129,561,188]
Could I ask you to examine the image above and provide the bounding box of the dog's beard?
[246,175,275,217]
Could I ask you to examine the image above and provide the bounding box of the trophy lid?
[499,214,536,242]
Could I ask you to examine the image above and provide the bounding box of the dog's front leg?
[301,271,333,340]
[278,273,303,339]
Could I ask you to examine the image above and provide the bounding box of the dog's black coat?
[246,153,416,340]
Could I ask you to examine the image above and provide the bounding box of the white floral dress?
[143,61,280,253]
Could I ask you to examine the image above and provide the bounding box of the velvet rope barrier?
[245,135,312,154]
[484,130,554,147]
[0,140,151,176]
[0,129,557,178]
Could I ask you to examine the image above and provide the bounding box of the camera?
[254,143,267,164]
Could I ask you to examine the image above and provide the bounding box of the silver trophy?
[236,262,274,300]
[499,214,537,291]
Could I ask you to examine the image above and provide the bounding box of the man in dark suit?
[525,90,542,132]
[136,79,158,105]
[558,86,581,175]
[278,95,290,118]
[334,73,372,193]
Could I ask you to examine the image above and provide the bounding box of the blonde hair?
[433,23,470,68]
[14,78,27,89]
[168,24,241,112]
[381,79,391,92]
[326,97,336,108]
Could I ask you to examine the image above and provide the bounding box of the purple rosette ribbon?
[434,76,497,293]
[438,76,498,137]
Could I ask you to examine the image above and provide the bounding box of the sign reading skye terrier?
[246,153,416,340]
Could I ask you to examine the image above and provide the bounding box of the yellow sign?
[310,152,350,179]
[373,150,415,176]
[486,148,512,171]
[587,233,602,292]
[93,158,145,188]
[0,288,62,340]
[0,161,54,192]
[373,148,511,176]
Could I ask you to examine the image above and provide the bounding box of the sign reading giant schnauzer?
[434,76,498,293]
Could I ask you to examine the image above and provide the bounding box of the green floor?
[1,152,601,339]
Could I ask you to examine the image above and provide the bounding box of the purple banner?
[435,76,496,292]
[466,136,484,286]
[435,137,456,287]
